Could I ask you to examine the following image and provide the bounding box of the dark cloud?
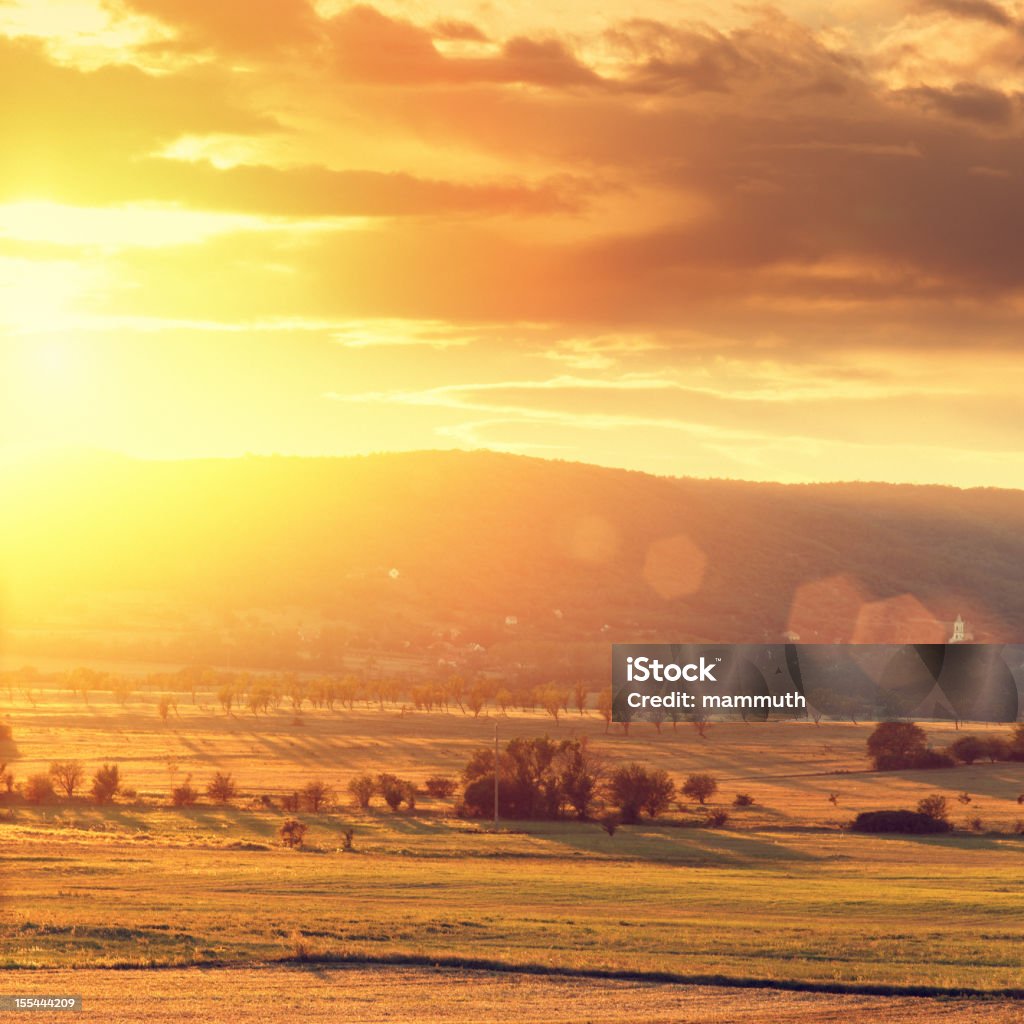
[914,0,1016,28]
[901,83,1017,125]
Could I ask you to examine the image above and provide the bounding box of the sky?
[2,0,1024,486]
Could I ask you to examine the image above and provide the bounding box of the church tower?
[948,614,965,643]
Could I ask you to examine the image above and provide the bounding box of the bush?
[49,761,85,799]
[377,773,416,812]
[25,773,56,805]
[681,773,717,805]
[171,777,199,807]
[279,818,308,849]
[733,793,754,807]
[916,794,949,823]
[91,764,121,805]
[300,780,332,813]
[206,772,237,804]
[599,814,619,837]
[280,791,300,812]
[347,774,375,809]
[425,776,457,800]
[703,809,730,828]
[851,810,951,834]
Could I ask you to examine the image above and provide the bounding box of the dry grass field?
[2,678,1023,1020]
[10,966,1024,1023]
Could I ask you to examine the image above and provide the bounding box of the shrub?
[681,773,717,805]
[967,816,985,832]
[599,814,619,837]
[377,773,415,812]
[280,792,300,812]
[957,791,972,805]
[703,809,730,828]
[300,780,332,813]
[916,795,949,823]
[49,761,85,799]
[206,772,237,804]
[733,793,754,807]
[91,764,121,805]
[851,810,951,834]
[25,773,56,805]
[341,828,355,852]
[347,774,375,809]
[279,818,308,849]
[425,776,457,800]
[171,777,199,807]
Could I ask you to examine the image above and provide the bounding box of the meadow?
[1,679,1023,1020]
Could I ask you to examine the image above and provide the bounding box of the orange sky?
[2,0,1024,486]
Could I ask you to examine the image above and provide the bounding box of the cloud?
[913,0,1016,28]
[901,82,1017,124]
[112,0,321,54]
[327,5,603,87]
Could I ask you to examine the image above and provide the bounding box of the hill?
[1,451,1022,670]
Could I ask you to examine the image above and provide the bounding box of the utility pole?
[493,720,499,828]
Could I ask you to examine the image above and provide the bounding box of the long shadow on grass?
[498,821,822,866]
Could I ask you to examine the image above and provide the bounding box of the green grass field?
[1,681,1023,1018]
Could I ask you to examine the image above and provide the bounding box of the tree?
[573,681,588,716]
[557,737,605,820]
[300,780,332,812]
[49,760,85,799]
[466,688,486,719]
[640,769,675,818]
[279,818,308,849]
[606,763,674,824]
[25,773,56,804]
[597,689,613,733]
[535,684,564,725]
[218,682,235,716]
[91,764,121,805]
[682,773,717,805]
[866,722,928,770]
[206,771,237,804]
[949,736,985,765]
[347,774,375,809]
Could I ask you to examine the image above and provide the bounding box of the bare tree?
[49,760,85,799]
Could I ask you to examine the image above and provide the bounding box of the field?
[2,680,1023,1020]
